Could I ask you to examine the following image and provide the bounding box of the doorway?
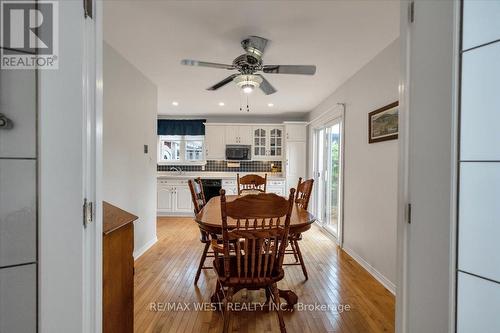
[313,117,343,242]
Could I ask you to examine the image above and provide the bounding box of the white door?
[313,119,343,239]
[175,186,193,212]
[157,185,174,211]
[238,126,253,145]
[205,125,225,159]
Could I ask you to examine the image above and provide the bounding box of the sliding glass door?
[314,118,343,240]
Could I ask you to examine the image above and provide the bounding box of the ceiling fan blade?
[207,74,239,91]
[262,65,316,75]
[257,75,277,95]
[181,59,234,70]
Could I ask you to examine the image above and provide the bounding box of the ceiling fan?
[181,36,316,95]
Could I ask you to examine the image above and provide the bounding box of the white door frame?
[308,103,345,247]
[395,1,460,332]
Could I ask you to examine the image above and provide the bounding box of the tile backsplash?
[158,160,282,173]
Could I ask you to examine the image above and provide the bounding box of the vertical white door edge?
[82,1,103,332]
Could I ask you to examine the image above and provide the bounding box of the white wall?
[308,39,399,291]
[103,43,158,258]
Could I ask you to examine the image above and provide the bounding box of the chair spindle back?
[237,173,267,195]
[295,177,314,210]
[218,189,295,283]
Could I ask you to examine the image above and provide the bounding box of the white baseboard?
[157,211,194,217]
[133,236,158,260]
[342,246,396,295]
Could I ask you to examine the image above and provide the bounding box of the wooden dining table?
[195,194,317,309]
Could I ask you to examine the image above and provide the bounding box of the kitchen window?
[158,135,205,164]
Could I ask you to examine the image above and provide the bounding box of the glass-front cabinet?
[252,126,283,160]
[269,128,283,157]
[253,128,267,158]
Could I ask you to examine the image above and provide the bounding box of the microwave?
[225,145,251,160]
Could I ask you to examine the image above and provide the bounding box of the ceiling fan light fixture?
[242,85,254,94]
[234,74,262,94]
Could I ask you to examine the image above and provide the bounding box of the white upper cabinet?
[204,123,284,160]
[225,126,239,145]
[205,125,225,160]
[225,126,252,145]
[252,126,283,160]
[268,127,283,158]
[284,122,307,141]
[238,126,253,145]
[253,127,267,158]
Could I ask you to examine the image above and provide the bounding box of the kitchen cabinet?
[284,122,307,192]
[225,125,253,145]
[252,126,283,160]
[222,179,238,195]
[267,180,286,196]
[175,186,193,212]
[285,122,308,142]
[285,141,307,191]
[205,125,226,160]
[157,182,174,211]
[157,179,193,215]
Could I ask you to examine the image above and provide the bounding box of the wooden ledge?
[103,201,138,235]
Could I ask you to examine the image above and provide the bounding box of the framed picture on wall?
[368,101,399,143]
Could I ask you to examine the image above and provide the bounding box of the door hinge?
[406,203,412,224]
[84,0,93,19]
[83,198,94,227]
[409,1,415,23]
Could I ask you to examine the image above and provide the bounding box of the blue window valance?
[157,119,206,136]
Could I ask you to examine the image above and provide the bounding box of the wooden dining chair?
[188,177,213,284]
[284,177,314,280]
[237,173,267,195]
[212,189,296,333]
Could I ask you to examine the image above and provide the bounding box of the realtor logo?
[1,1,58,69]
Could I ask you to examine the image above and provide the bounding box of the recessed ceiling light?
[268,103,274,107]
[218,102,225,106]
[172,101,179,106]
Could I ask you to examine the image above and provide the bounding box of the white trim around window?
[157,135,207,165]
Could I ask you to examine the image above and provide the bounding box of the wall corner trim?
[133,236,158,260]
[342,246,396,295]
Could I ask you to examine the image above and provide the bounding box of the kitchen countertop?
[157,171,285,180]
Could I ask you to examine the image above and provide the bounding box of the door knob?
[0,114,13,129]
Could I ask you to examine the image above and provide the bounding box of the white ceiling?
[104,0,399,116]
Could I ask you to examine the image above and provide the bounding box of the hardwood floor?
[134,217,395,333]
